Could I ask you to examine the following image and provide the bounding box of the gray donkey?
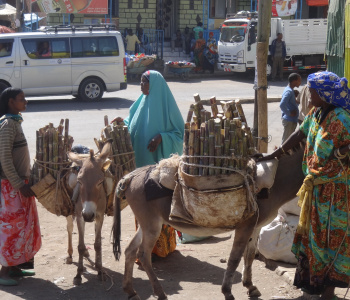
[112,144,305,300]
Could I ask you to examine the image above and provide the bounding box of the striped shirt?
[0,118,30,189]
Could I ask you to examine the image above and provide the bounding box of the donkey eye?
[98,181,104,186]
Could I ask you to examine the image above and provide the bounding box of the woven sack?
[31,173,73,217]
[170,167,257,228]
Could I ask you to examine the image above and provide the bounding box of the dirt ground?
[0,202,348,300]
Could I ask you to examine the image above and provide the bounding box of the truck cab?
[217,13,281,75]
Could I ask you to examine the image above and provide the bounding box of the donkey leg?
[221,219,257,300]
[94,214,104,280]
[242,227,262,297]
[123,227,143,300]
[137,224,167,300]
[73,214,86,286]
[65,215,74,264]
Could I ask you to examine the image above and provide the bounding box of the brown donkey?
[67,142,112,285]
[112,145,305,300]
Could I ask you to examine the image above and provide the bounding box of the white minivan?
[0,26,127,101]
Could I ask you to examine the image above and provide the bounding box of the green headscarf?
[124,70,184,167]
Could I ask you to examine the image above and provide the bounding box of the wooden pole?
[256,0,272,153]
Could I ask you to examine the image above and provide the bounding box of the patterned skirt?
[0,179,41,267]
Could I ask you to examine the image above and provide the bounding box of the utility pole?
[256,0,272,153]
[15,0,22,32]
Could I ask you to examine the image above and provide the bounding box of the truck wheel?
[78,78,104,102]
[0,82,9,94]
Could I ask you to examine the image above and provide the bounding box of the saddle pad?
[255,159,279,192]
[145,166,174,201]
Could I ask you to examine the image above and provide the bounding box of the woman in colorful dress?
[260,71,350,299]
[112,70,184,258]
[203,32,218,74]
[193,31,206,72]
[0,88,41,286]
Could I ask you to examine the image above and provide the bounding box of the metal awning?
[0,4,16,16]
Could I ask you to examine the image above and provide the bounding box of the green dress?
[292,106,350,294]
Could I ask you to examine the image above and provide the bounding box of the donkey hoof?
[65,256,73,264]
[248,286,261,297]
[225,295,235,300]
[73,276,82,286]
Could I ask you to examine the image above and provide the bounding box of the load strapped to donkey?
[31,117,136,217]
[170,94,258,229]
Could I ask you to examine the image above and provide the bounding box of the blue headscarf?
[124,70,184,167]
[307,71,350,113]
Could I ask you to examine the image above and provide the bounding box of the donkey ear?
[99,141,112,162]
[68,152,83,166]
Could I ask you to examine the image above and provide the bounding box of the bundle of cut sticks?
[32,119,73,184]
[182,95,256,176]
[94,116,136,180]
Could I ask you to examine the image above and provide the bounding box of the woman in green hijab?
[113,70,184,257]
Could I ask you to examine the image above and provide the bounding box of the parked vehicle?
[217,12,327,76]
[0,25,127,101]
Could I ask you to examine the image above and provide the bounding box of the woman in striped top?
[0,88,41,286]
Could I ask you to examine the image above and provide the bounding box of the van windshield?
[220,23,248,43]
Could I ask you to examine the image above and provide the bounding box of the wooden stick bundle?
[182,95,257,175]
[95,116,136,182]
[33,119,73,184]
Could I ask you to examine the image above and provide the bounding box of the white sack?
[279,197,300,216]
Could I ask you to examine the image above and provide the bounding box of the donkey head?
[68,142,112,222]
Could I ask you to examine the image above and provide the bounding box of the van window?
[22,38,70,59]
[0,39,14,57]
[71,36,119,58]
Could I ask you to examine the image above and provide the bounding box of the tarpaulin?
[31,0,108,14]
[306,0,329,6]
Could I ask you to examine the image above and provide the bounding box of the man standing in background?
[270,33,286,81]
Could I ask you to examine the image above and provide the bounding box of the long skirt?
[291,181,350,294]
[0,179,41,267]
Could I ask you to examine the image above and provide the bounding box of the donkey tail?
[112,190,121,261]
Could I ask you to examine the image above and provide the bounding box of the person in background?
[37,41,51,58]
[193,21,204,40]
[112,70,184,259]
[259,71,350,300]
[280,73,302,143]
[0,43,9,57]
[183,26,191,54]
[189,32,196,61]
[137,28,152,55]
[0,88,41,286]
[203,31,218,74]
[125,29,141,55]
[171,29,184,53]
[270,33,286,81]
[297,85,312,124]
[193,31,206,72]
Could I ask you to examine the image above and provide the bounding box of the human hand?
[110,117,124,124]
[147,134,162,152]
[20,184,36,198]
[290,110,297,117]
[256,147,283,162]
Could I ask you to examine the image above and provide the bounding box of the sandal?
[0,278,18,286]
[9,269,35,277]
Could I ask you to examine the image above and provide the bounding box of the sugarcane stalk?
[104,115,109,127]
[64,119,69,163]
[48,123,54,176]
[183,122,190,173]
[199,123,205,175]
[200,109,206,124]
[242,134,248,169]
[210,96,218,118]
[186,104,194,123]
[229,120,237,169]
[193,129,200,175]
[235,99,247,124]
[68,136,74,152]
[53,129,58,179]
[118,125,129,172]
[222,101,233,120]
[188,123,195,175]
[208,119,215,175]
[112,125,126,168]
[193,93,201,103]
[38,128,44,181]
[193,102,202,127]
[203,121,209,176]
[124,126,136,171]
[205,111,212,122]
[230,102,239,118]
